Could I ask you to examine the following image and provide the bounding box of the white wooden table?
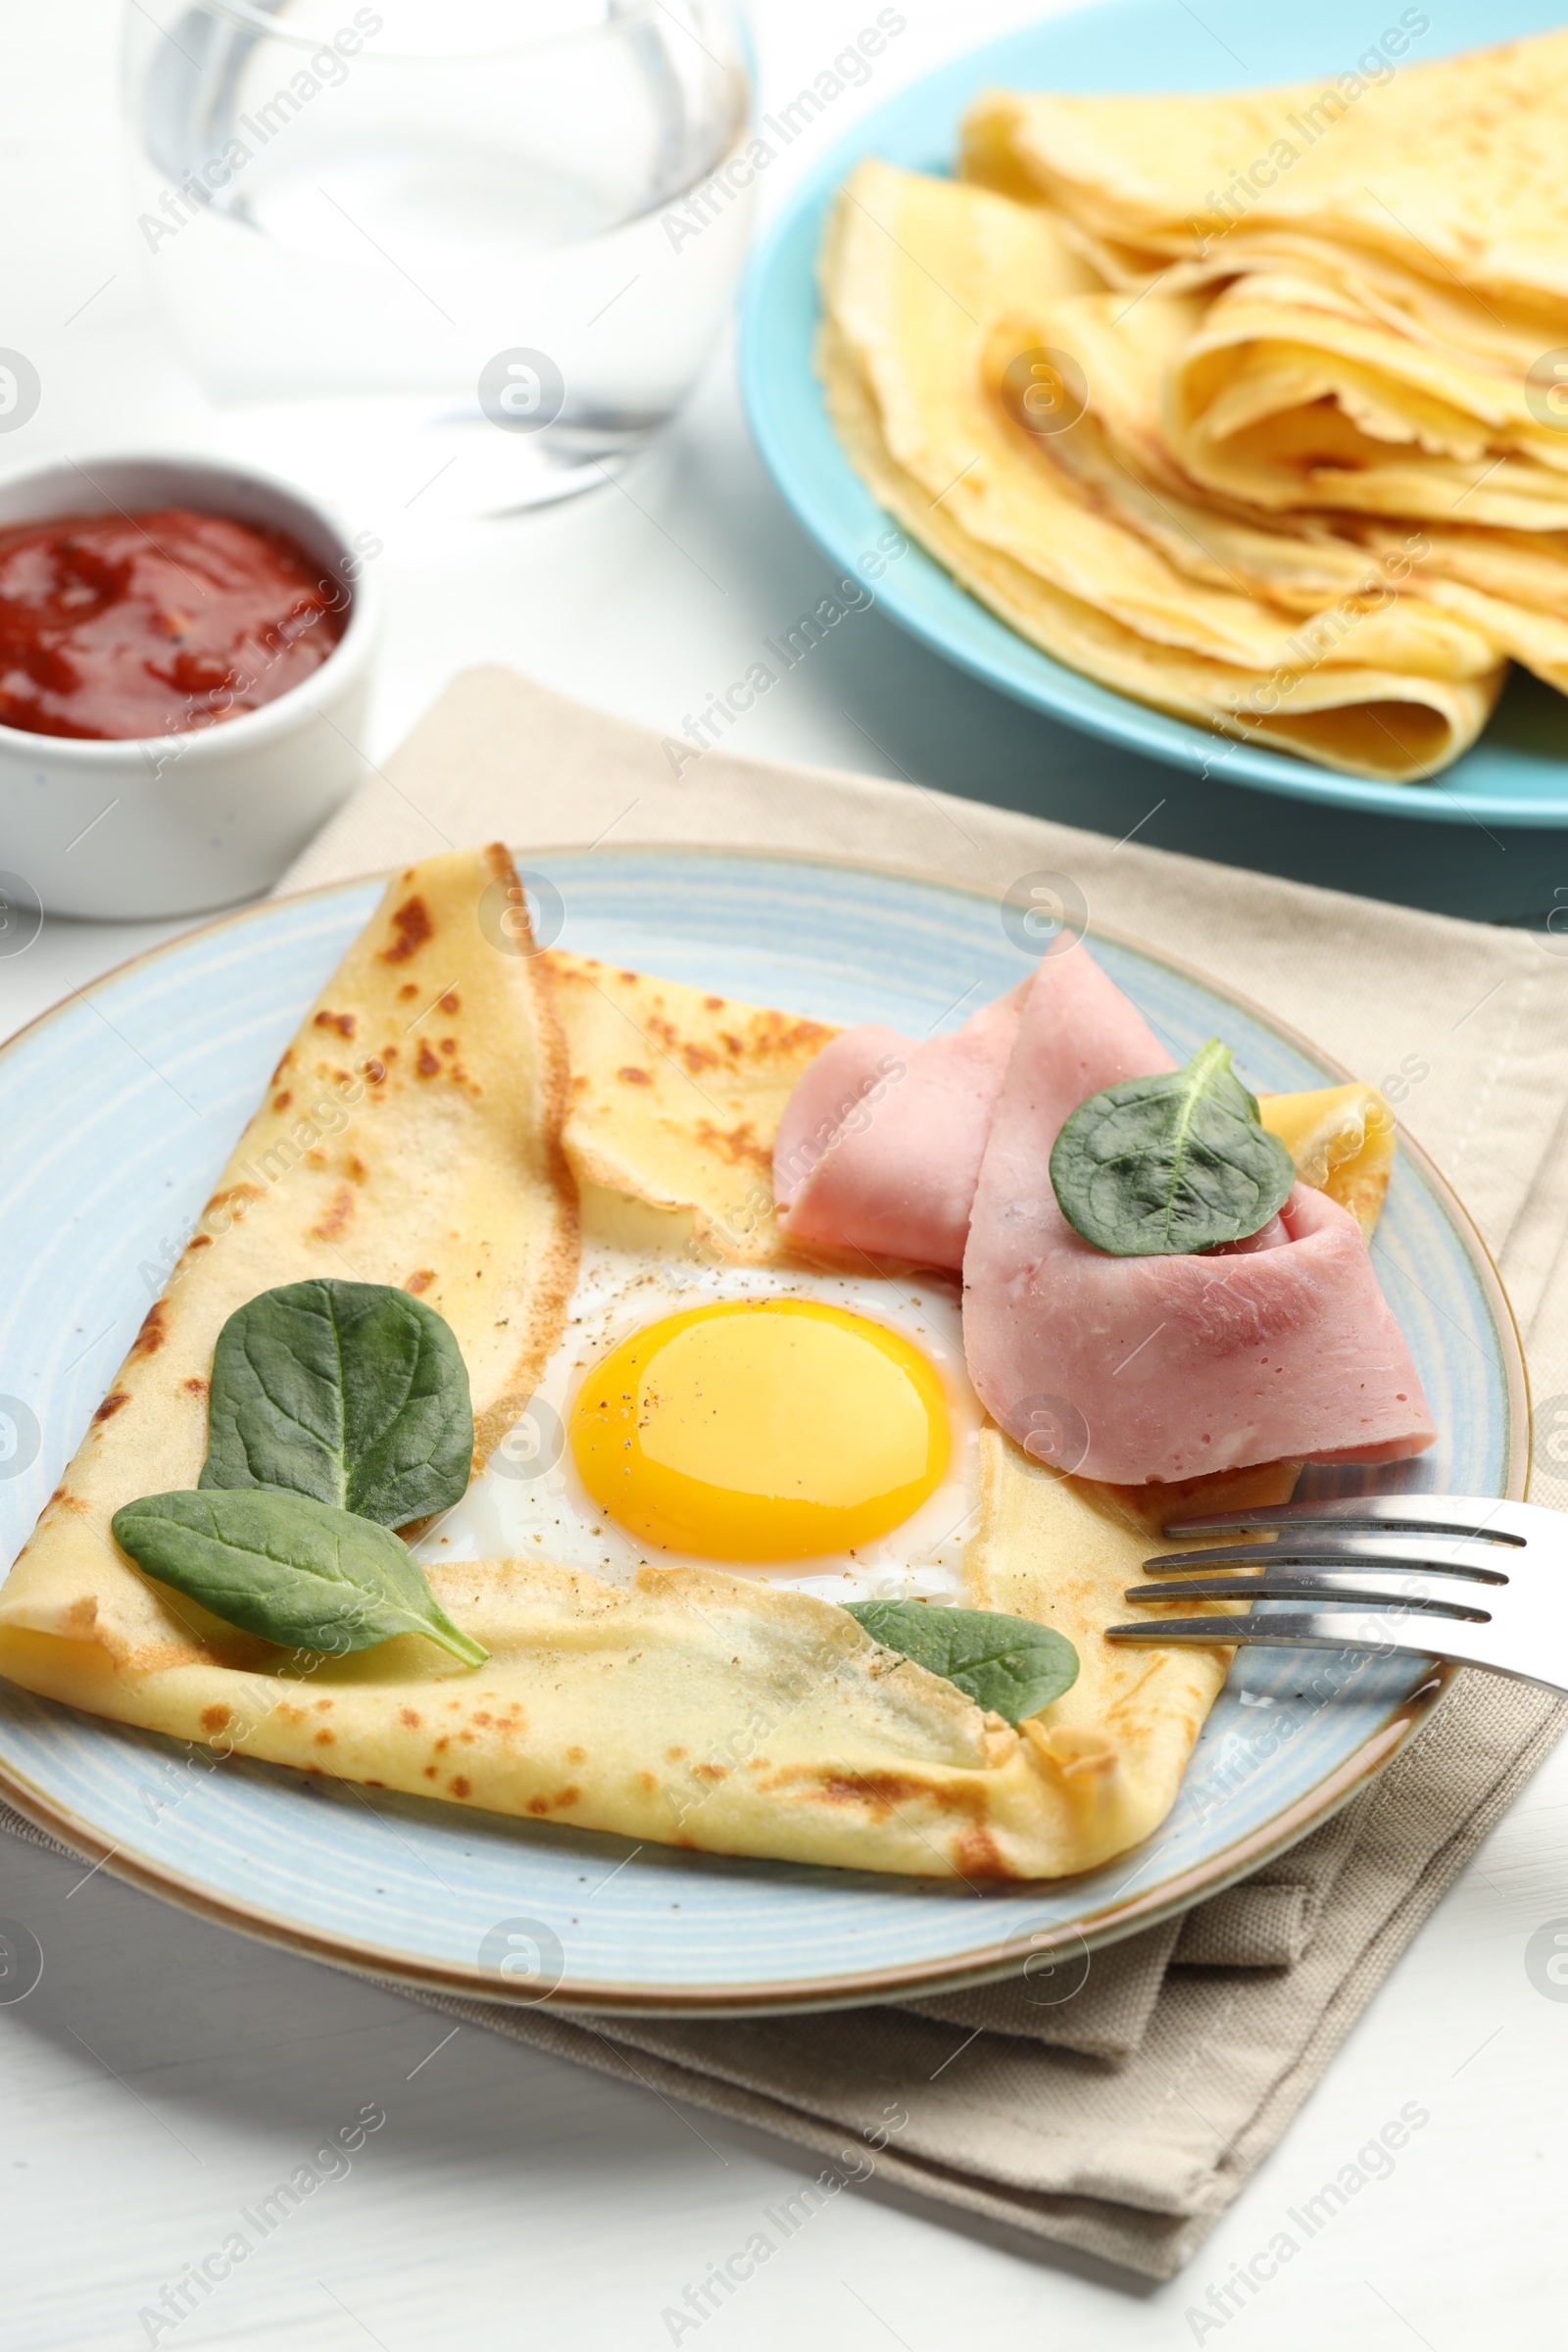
[3,6,1566,2345]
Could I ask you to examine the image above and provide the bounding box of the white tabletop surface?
[4,5,1567,2347]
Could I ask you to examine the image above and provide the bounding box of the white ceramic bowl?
[0,452,379,918]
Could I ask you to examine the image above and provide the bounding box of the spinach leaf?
[1050,1036,1296,1257]
[199,1279,472,1529]
[113,1488,487,1667]
[844,1600,1078,1724]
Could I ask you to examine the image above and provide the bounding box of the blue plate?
[0,851,1527,2012]
[739,0,1568,828]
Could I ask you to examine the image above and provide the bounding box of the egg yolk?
[568,1298,951,1561]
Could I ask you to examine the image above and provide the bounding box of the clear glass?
[122,0,754,505]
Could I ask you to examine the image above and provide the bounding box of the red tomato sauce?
[0,507,349,740]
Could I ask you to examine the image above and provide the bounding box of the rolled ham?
[772,980,1028,1268]
[959,947,1437,1484]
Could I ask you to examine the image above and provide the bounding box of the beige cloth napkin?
[10,665,1568,2279]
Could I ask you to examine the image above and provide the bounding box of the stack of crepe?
[819,26,1568,781]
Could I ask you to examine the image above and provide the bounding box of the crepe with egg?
[0,846,1406,1880]
[819,161,1506,779]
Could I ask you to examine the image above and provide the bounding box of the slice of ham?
[772,980,1028,1268]
[959,947,1437,1483]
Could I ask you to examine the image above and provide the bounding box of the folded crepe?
[820,161,1506,779]
[0,850,1397,1880]
[961,31,1568,527]
[541,949,837,1265]
[960,31,1568,306]
[976,282,1568,697]
[1165,271,1568,529]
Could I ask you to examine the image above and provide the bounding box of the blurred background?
[6,0,1069,795]
[15,0,1550,967]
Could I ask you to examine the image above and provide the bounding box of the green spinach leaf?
[199,1279,472,1529]
[113,1488,487,1667]
[1049,1037,1296,1256]
[844,1600,1077,1724]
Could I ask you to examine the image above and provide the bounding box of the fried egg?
[416,1231,982,1606]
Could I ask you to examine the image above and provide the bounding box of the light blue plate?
[739,0,1568,828]
[0,852,1526,2012]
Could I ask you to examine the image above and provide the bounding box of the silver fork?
[1103,1493,1568,1695]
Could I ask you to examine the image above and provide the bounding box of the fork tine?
[1162,1494,1530,1544]
[1141,1536,1511,1580]
[1124,1571,1495,1618]
[1111,1494,1567,1691]
[1102,1610,1447,1655]
[1106,1610,1562,1692]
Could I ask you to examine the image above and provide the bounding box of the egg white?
[415,1225,981,1606]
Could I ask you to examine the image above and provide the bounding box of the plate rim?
[736,0,1568,829]
[0,844,1530,2015]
